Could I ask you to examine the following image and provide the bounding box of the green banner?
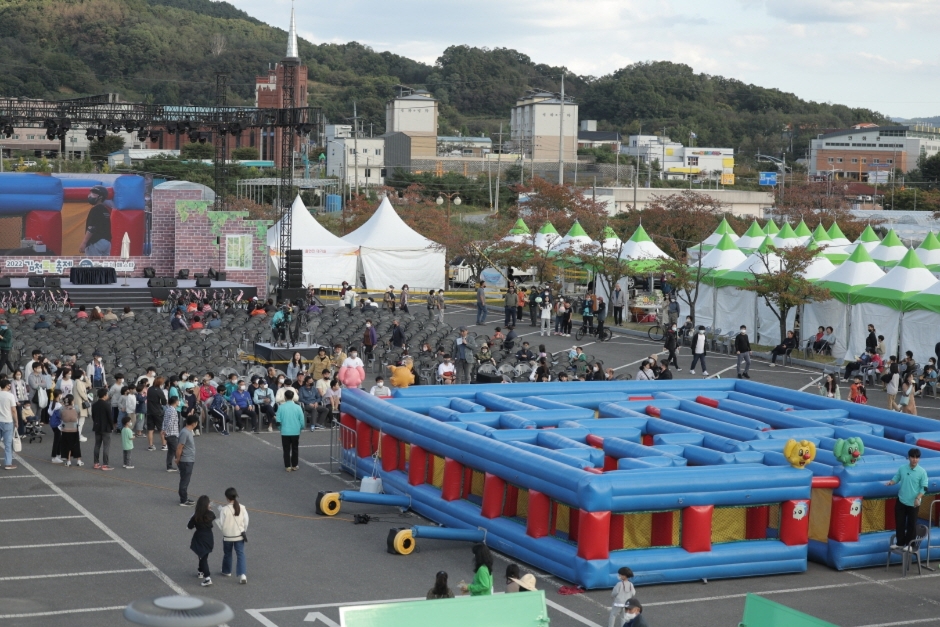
[739,593,837,627]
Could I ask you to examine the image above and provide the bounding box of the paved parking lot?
[3,304,940,627]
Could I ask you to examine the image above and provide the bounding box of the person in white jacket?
[216,487,249,583]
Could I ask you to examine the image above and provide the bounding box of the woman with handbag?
[73,368,90,443]
[59,394,83,467]
[900,373,917,416]
[216,487,249,584]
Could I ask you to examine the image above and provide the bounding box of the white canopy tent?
[343,197,446,290]
[267,195,359,287]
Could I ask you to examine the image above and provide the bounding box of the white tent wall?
[899,309,939,366]
[803,300,850,361]
[846,302,902,363]
[713,288,757,342]
[679,282,715,328]
[359,247,446,291]
[303,249,358,288]
[757,299,796,346]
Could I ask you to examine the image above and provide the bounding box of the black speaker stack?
[286,249,303,289]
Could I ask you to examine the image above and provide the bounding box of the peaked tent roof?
[802,255,837,281]
[815,245,885,303]
[907,275,940,314]
[267,194,356,251]
[712,240,782,287]
[793,219,813,244]
[343,197,441,250]
[915,232,940,271]
[701,217,739,247]
[557,220,595,254]
[843,224,882,255]
[850,248,938,311]
[601,226,623,252]
[533,222,561,250]
[763,219,780,236]
[869,229,908,267]
[697,233,746,271]
[772,223,800,249]
[827,222,851,246]
[501,218,532,244]
[736,221,768,251]
[620,225,669,261]
[811,224,831,243]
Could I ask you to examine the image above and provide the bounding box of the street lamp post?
[437,192,461,288]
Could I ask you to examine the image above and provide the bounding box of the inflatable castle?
[333,380,940,588]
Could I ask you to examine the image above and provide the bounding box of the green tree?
[659,252,710,328]
[231,146,260,160]
[88,135,125,161]
[180,142,214,159]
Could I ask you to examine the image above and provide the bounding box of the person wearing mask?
[0,319,14,376]
[253,380,276,431]
[57,368,74,398]
[162,395,182,472]
[609,566,636,627]
[73,368,90,443]
[657,359,673,380]
[427,570,455,599]
[666,297,680,327]
[297,378,321,430]
[515,342,535,363]
[623,598,649,627]
[383,285,397,313]
[885,357,901,411]
[885,448,928,551]
[276,390,304,472]
[188,495,216,587]
[452,327,477,385]
[865,324,877,353]
[330,345,347,372]
[58,394,82,467]
[690,326,709,377]
[109,374,125,433]
[310,347,332,377]
[390,320,406,350]
[503,325,517,351]
[0,378,19,470]
[769,330,796,367]
[459,543,493,596]
[91,387,113,470]
[735,326,751,379]
[590,362,606,381]
[636,361,655,381]
[504,287,517,327]
[230,381,258,433]
[216,487,249,584]
[595,297,607,338]
[877,335,886,357]
[338,348,366,389]
[611,284,627,326]
[399,284,410,314]
[539,297,553,337]
[663,323,680,371]
[208,386,231,436]
[900,373,917,415]
[362,320,378,362]
[370,376,391,397]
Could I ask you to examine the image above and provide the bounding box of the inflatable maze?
[336,380,940,588]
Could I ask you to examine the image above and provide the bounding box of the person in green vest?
[458,543,493,596]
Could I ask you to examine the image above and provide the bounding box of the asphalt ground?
[3,303,940,627]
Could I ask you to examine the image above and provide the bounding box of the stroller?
[23,412,44,444]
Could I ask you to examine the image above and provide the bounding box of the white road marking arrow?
[303,611,341,627]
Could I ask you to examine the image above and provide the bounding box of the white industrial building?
[385,88,438,158]
[326,135,385,188]
[510,90,578,161]
[622,134,734,183]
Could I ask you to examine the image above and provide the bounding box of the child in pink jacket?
[338,349,366,389]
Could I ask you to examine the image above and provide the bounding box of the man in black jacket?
[91,388,113,470]
[866,325,877,353]
[390,319,406,349]
[735,325,752,379]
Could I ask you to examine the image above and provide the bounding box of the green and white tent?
[845,249,938,363]
[794,219,813,245]
[557,220,594,254]
[502,218,531,244]
[803,245,885,360]
[682,234,746,329]
[914,232,940,272]
[868,228,908,268]
[802,244,837,281]
[827,222,851,247]
[903,276,940,362]
[711,237,782,342]
[700,217,739,251]
[736,221,768,252]
[810,225,848,264]
[601,225,622,252]
[763,219,780,236]
[620,224,669,262]
[772,223,801,249]
[811,223,831,245]
[533,222,561,250]
[698,233,746,271]
[844,224,881,255]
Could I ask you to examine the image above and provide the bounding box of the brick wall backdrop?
[0,187,270,293]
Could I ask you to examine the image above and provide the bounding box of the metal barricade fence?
[329,416,359,479]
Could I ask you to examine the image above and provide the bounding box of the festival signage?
[4,258,136,274]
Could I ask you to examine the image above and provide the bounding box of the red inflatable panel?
[780,499,812,545]
[645,405,661,417]
[527,490,550,538]
[642,434,654,446]
[682,505,713,553]
[408,446,427,486]
[25,211,62,256]
[340,413,356,449]
[441,458,463,502]
[503,485,519,516]
[481,473,505,519]
[827,496,861,542]
[63,187,113,203]
[885,498,898,529]
[356,421,373,459]
[462,467,473,499]
[585,434,604,448]
[398,442,408,472]
[381,434,399,472]
[746,506,769,540]
[110,209,145,256]
[609,513,625,550]
[604,455,618,471]
[651,511,676,547]
[577,511,610,560]
[696,396,719,408]
[812,476,840,489]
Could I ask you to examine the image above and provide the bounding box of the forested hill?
[0,0,888,158]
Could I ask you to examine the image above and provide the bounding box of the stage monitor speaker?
[195,277,211,288]
[177,269,190,280]
[28,277,44,288]
[44,277,60,288]
[148,278,165,288]
[474,372,504,384]
[0,277,10,288]
[143,267,156,278]
[215,272,226,282]
[163,277,178,288]
[194,273,205,279]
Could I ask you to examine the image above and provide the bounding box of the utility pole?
[487,156,493,210]
[662,127,667,181]
[352,101,360,196]
[558,72,565,185]
[495,122,503,214]
[781,151,786,201]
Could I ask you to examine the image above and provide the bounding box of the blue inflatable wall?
[336,380,940,588]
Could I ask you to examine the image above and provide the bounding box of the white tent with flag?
[844,249,937,363]
[342,196,445,289]
[267,195,359,287]
[803,245,885,361]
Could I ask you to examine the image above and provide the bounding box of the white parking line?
[0,567,150,581]
[0,475,38,479]
[0,494,58,499]
[642,580,869,607]
[0,540,116,550]
[0,515,85,523]
[0,606,126,620]
[857,619,940,627]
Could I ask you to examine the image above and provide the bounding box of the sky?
[229,0,939,119]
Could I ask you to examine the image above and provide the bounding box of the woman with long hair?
[287,352,306,381]
[459,543,493,596]
[187,495,216,587]
[217,487,249,584]
[426,570,454,599]
[504,563,522,593]
[900,373,917,415]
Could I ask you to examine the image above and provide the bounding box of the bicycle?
[647,312,664,342]
[574,319,612,342]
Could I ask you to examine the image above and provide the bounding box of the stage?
[253,342,323,363]
[0,277,258,309]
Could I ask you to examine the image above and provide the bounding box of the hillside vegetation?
[0,0,888,159]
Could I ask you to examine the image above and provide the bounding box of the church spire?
[285,3,299,61]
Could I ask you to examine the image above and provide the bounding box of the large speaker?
[163,277,178,288]
[0,277,10,288]
[28,277,44,288]
[177,269,190,280]
[147,277,165,288]
[474,372,504,384]
[44,277,60,288]
[143,267,156,278]
[195,277,211,288]
[286,249,303,289]
[215,272,226,282]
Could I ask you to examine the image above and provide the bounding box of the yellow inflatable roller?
[391,528,415,555]
[315,491,342,516]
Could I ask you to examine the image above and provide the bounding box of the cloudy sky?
[229,0,939,119]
